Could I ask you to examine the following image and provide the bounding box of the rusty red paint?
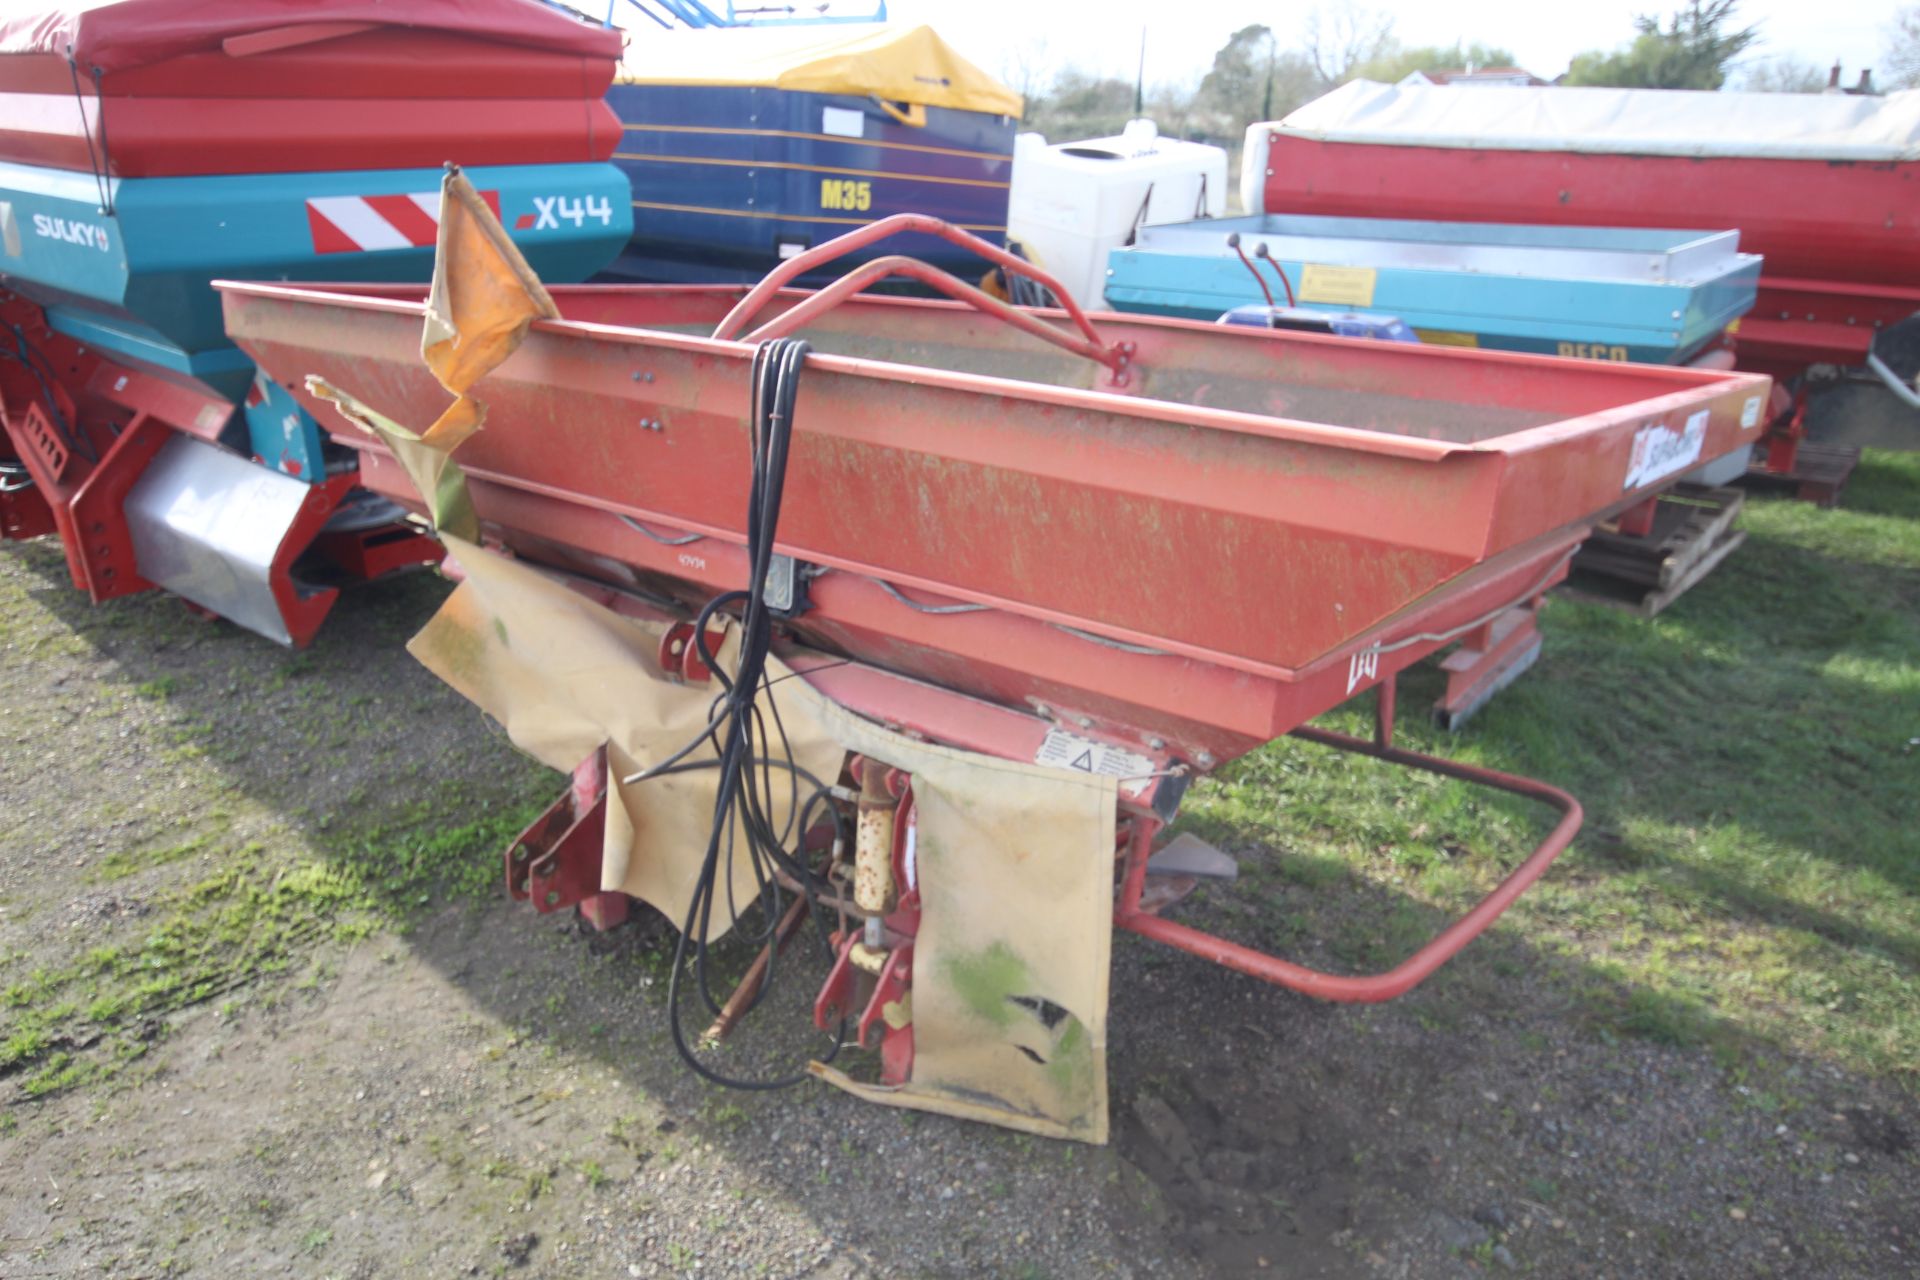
[217,276,1768,689]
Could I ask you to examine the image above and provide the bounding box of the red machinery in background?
[0,0,628,644]
[1243,80,1920,503]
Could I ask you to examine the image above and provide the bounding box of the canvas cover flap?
[1266,79,1920,162]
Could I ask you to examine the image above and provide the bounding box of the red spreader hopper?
[219,217,1770,1135]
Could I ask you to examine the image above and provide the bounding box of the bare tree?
[997,38,1058,106]
[1302,2,1397,88]
[1888,7,1920,89]
[1024,66,1137,142]
[1737,57,1829,93]
[1189,26,1319,137]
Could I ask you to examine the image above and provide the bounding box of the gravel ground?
[1,535,1916,1279]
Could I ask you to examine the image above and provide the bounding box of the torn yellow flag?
[305,376,478,544]
[420,166,560,441]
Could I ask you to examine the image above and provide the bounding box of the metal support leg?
[1116,676,1581,1003]
[506,747,629,928]
[1432,602,1544,732]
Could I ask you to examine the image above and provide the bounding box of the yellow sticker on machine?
[1297,263,1377,308]
[1414,329,1480,348]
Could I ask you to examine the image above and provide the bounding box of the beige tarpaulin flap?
[306,379,479,543]
[803,712,1117,1144]
[408,543,1116,1139]
[307,169,1118,1139]
[406,542,843,942]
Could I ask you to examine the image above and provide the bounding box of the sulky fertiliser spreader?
[0,0,630,645]
[218,211,1771,1140]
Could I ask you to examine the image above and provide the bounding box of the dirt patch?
[4,501,1919,1280]
[1120,1066,1364,1275]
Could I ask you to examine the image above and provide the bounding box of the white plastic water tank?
[1006,119,1228,310]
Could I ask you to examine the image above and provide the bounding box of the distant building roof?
[1828,63,1879,96]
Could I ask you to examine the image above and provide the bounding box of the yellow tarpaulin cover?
[307,166,1119,1141]
[615,23,1022,118]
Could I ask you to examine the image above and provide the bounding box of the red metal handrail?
[742,254,1129,375]
[1116,678,1582,1002]
[710,213,1127,374]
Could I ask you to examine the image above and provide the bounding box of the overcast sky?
[885,0,1901,92]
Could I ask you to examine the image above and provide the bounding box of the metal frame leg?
[1115,677,1581,1003]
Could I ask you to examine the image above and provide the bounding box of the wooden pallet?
[1562,484,1747,618]
[1739,442,1861,509]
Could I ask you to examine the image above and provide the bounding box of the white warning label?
[1623,410,1708,490]
[1034,728,1157,797]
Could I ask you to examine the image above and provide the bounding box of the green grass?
[0,797,548,1100]
[1184,449,1920,1085]
[2,451,1916,1115]
[0,550,556,1101]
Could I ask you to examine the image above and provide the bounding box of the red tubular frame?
[743,253,1130,377]
[711,214,1121,370]
[1115,678,1583,1003]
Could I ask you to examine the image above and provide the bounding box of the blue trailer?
[1104,214,1761,366]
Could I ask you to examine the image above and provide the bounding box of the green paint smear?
[940,943,1099,1125]
[1047,1015,1092,1101]
[414,607,488,690]
[942,941,1030,1030]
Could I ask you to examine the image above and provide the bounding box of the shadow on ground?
[1,457,1917,1278]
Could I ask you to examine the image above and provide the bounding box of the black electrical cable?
[65,55,110,216]
[90,66,114,216]
[646,336,851,1090]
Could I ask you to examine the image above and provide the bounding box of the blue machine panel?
[605,83,1014,285]
[1106,214,1761,366]
[0,159,632,477]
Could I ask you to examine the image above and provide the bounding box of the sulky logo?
[31,213,109,253]
[1346,648,1380,696]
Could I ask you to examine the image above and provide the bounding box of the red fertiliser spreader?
[218,215,1770,1134]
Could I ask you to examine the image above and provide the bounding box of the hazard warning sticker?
[304,189,500,255]
[1034,728,1157,797]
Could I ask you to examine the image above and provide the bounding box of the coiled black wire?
[651,337,850,1090]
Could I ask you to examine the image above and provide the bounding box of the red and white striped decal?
[305,189,501,255]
